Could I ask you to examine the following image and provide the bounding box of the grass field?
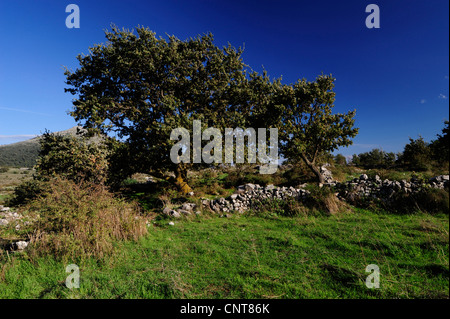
[0,209,448,299]
[0,168,33,204]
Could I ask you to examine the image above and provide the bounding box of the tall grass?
[24,177,148,262]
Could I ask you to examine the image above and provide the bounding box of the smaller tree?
[278,75,358,183]
[397,136,432,171]
[34,130,109,184]
[353,148,397,169]
[334,154,348,166]
[430,120,449,164]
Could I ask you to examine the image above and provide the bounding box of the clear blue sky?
[0,0,448,157]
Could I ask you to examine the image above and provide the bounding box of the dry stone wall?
[163,172,449,217]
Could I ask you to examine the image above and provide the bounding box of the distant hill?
[0,126,95,168]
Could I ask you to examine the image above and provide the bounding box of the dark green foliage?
[0,141,40,167]
[104,139,138,188]
[352,121,449,173]
[430,120,449,164]
[0,167,9,173]
[6,179,44,206]
[382,188,449,215]
[34,130,109,185]
[281,164,317,185]
[397,137,433,171]
[351,148,397,169]
[276,75,359,183]
[64,25,252,193]
[334,154,347,166]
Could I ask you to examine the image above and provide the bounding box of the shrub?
[303,185,350,215]
[352,149,397,169]
[7,179,44,206]
[382,188,449,215]
[334,154,348,166]
[0,167,9,173]
[34,130,109,185]
[281,164,316,186]
[25,177,147,261]
[397,137,433,171]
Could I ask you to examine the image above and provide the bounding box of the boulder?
[15,241,28,250]
[178,209,192,216]
[181,203,196,211]
[171,211,181,218]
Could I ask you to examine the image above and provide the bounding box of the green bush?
[0,167,9,173]
[34,131,109,185]
[397,137,433,171]
[7,179,44,206]
[352,149,397,169]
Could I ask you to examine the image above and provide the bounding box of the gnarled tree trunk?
[173,163,193,194]
[300,153,325,184]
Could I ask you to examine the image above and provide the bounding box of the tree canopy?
[275,75,358,183]
[65,25,252,192]
[65,26,359,190]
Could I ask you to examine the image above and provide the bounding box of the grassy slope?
[1,210,448,299]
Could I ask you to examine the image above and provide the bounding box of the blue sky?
[0,0,448,157]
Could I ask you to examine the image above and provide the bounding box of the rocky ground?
[0,205,30,251]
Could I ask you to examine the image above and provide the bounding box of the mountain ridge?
[0,126,89,167]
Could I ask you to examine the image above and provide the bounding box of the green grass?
[0,209,448,299]
[0,194,9,204]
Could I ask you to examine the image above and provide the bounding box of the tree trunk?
[150,164,193,194]
[174,163,193,194]
[300,153,325,184]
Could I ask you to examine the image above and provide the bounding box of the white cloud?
[420,99,426,104]
[0,134,37,141]
[438,94,447,99]
[0,106,52,116]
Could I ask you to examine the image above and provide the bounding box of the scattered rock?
[334,174,449,202]
[181,203,196,211]
[168,221,175,226]
[158,174,448,216]
[178,209,192,216]
[15,241,28,250]
[320,164,334,183]
[171,211,181,218]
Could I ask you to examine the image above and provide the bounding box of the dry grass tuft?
[25,177,147,261]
